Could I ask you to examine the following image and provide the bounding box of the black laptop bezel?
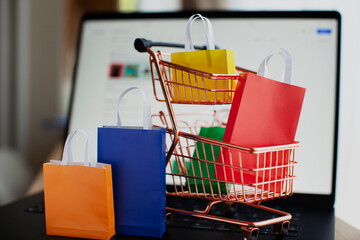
[65,10,341,209]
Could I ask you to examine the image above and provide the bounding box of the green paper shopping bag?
[186,126,228,195]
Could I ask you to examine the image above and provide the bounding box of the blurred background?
[1,0,360,231]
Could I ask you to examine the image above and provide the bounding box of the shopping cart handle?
[134,38,219,52]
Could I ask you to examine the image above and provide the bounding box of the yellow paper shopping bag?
[171,14,235,103]
[43,129,115,240]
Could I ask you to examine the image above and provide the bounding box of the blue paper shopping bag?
[98,87,166,238]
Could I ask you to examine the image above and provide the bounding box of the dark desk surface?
[19,143,360,240]
[0,193,46,239]
[1,191,360,240]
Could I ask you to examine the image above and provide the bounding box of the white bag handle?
[257,48,292,84]
[185,13,215,51]
[117,87,152,130]
[61,129,96,167]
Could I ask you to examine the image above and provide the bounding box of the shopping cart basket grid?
[136,38,299,240]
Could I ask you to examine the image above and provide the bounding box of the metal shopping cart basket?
[135,38,299,240]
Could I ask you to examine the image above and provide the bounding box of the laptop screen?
[67,12,340,197]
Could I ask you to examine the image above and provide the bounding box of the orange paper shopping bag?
[216,49,306,193]
[171,14,235,103]
[43,129,115,240]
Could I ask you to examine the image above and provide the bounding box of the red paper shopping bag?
[216,49,305,193]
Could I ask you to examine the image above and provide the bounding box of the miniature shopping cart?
[135,38,299,240]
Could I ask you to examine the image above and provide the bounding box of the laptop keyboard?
[26,202,45,214]
[166,195,303,238]
[25,196,303,238]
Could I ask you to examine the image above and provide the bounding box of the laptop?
[66,10,341,240]
[0,11,341,240]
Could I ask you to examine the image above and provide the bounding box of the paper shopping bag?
[216,49,306,193]
[186,126,228,195]
[98,87,166,238]
[43,129,115,240]
[171,14,235,103]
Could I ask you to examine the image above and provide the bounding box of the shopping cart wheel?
[241,227,259,240]
[166,212,173,224]
[274,221,290,238]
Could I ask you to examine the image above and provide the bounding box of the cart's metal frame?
[136,38,299,240]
